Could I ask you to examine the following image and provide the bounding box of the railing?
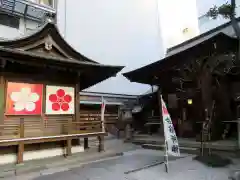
[0,111,118,140]
[0,118,102,141]
[0,124,19,139]
[0,110,118,164]
[0,116,106,164]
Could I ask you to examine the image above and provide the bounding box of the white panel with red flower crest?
[45,85,75,115]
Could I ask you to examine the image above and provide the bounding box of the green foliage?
[207,5,219,19]
[206,2,234,19]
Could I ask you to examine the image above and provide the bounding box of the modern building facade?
[0,0,56,39]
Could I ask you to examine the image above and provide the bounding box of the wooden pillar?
[41,85,46,136]
[157,88,163,135]
[84,105,89,149]
[179,107,186,137]
[66,118,72,156]
[75,73,80,124]
[84,137,89,149]
[98,135,104,152]
[0,61,6,125]
[0,75,5,124]
[75,74,81,145]
[237,121,240,149]
[17,118,24,164]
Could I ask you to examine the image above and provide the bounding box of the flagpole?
[164,140,169,173]
[157,87,169,173]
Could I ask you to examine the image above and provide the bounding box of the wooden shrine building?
[0,21,123,164]
[123,31,240,142]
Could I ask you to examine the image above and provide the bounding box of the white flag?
[161,96,180,156]
[101,98,106,132]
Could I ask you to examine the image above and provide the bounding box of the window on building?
[29,0,54,8]
[0,14,20,29]
[39,0,54,7]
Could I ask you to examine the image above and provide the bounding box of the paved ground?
[32,150,238,180]
[0,137,139,178]
[131,155,232,180]
[2,137,239,180]
[33,149,179,180]
[132,134,237,151]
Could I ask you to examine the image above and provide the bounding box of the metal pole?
[157,88,169,173]
[164,140,169,173]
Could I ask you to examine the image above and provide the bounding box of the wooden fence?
[0,111,118,140]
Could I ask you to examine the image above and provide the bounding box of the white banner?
[161,96,180,156]
[101,97,106,132]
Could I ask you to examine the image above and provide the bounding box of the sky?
[197,0,229,16]
[56,0,229,95]
[158,0,199,49]
[57,0,164,95]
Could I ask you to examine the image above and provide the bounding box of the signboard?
[5,82,43,115]
[45,85,75,115]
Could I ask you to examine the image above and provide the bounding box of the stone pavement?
[132,134,238,151]
[33,149,182,180]
[31,151,240,180]
[2,138,240,180]
[129,155,232,180]
[25,149,238,180]
[0,137,140,179]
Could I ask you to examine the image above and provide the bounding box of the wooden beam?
[41,84,46,136]
[84,138,89,149]
[98,136,104,152]
[157,88,163,135]
[0,132,108,147]
[75,73,80,122]
[75,73,82,146]
[17,118,24,164]
[66,118,72,156]
[0,75,5,125]
[0,59,6,68]
[17,143,24,164]
[66,138,72,156]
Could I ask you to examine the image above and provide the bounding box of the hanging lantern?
[187,99,193,105]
